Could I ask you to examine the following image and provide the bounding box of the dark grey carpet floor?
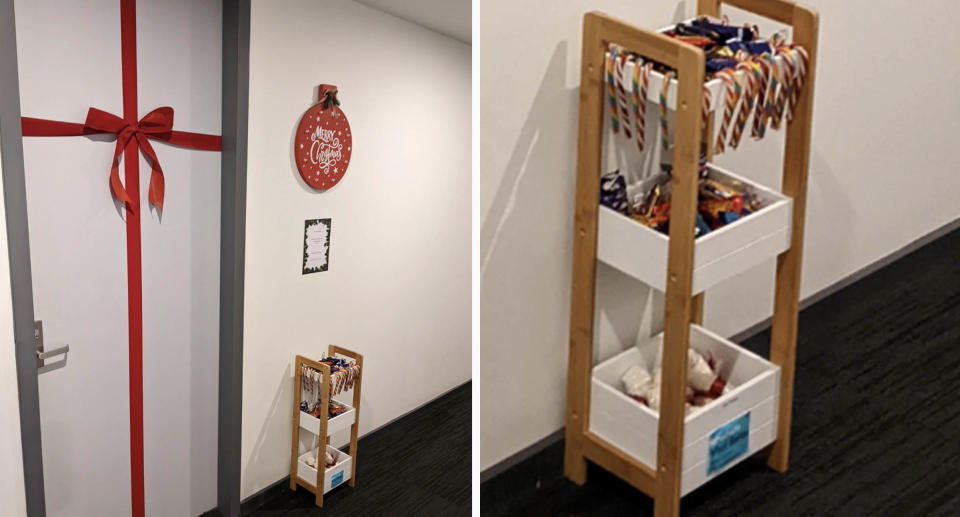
[481,226,960,516]
[239,382,471,516]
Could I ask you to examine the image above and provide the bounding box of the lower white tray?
[297,446,352,494]
[589,324,780,495]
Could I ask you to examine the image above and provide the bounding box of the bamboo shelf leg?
[767,5,818,473]
[289,357,304,491]
[315,363,331,506]
[349,356,362,488]
[690,116,715,326]
[655,46,705,517]
[330,344,364,488]
[697,0,721,17]
[563,11,606,486]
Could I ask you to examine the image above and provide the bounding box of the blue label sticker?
[331,470,344,488]
[708,412,750,475]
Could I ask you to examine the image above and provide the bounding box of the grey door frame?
[0,1,250,515]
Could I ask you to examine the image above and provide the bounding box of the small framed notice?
[302,218,331,274]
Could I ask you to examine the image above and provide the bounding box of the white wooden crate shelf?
[567,6,818,514]
[290,349,363,507]
[297,446,353,495]
[589,324,780,496]
[597,163,792,294]
[299,399,356,437]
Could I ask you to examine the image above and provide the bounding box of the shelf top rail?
[586,11,703,70]
[699,0,817,29]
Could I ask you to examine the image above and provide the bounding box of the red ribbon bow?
[89,106,172,212]
[22,106,221,213]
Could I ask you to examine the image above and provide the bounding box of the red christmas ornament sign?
[295,84,352,190]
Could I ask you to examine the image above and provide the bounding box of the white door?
[15,1,222,515]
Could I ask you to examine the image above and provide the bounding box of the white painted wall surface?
[480,0,960,470]
[242,0,471,498]
[0,137,27,517]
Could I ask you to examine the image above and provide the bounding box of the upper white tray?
[299,399,357,437]
[597,163,792,294]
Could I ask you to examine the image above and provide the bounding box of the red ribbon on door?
[23,106,221,213]
[19,1,221,515]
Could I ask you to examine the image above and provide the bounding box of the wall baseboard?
[479,429,563,484]
[729,216,960,343]
[480,216,960,484]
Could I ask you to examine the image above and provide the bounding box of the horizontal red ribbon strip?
[22,107,221,213]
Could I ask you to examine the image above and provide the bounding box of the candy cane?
[606,46,620,134]
[762,54,781,131]
[615,52,632,138]
[763,54,783,127]
[787,46,809,121]
[770,53,791,129]
[775,46,799,129]
[631,59,643,151]
[751,56,771,139]
[730,61,759,149]
[637,62,653,151]
[702,84,711,132]
[660,70,673,151]
[714,69,740,154]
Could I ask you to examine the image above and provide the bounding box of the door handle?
[35,320,69,368]
[37,344,69,361]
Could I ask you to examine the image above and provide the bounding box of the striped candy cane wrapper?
[637,62,653,152]
[631,59,643,151]
[714,69,740,154]
[615,52,632,138]
[660,70,673,151]
[630,56,643,139]
[751,56,771,139]
[761,54,779,133]
[607,47,620,134]
[787,46,809,121]
[702,84,711,132]
[729,61,759,149]
[770,50,794,129]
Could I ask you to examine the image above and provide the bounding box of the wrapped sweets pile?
[600,166,763,237]
[605,17,809,154]
[299,399,349,419]
[304,448,339,469]
[621,348,735,416]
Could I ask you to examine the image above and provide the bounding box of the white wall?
[0,138,27,517]
[241,0,471,498]
[480,0,960,470]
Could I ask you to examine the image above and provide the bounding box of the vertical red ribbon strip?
[18,1,222,515]
[119,2,144,513]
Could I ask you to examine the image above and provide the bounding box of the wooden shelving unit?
[563,1,818,515]
[289,346,364,507]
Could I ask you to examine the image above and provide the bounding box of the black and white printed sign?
[302,218,331,274]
